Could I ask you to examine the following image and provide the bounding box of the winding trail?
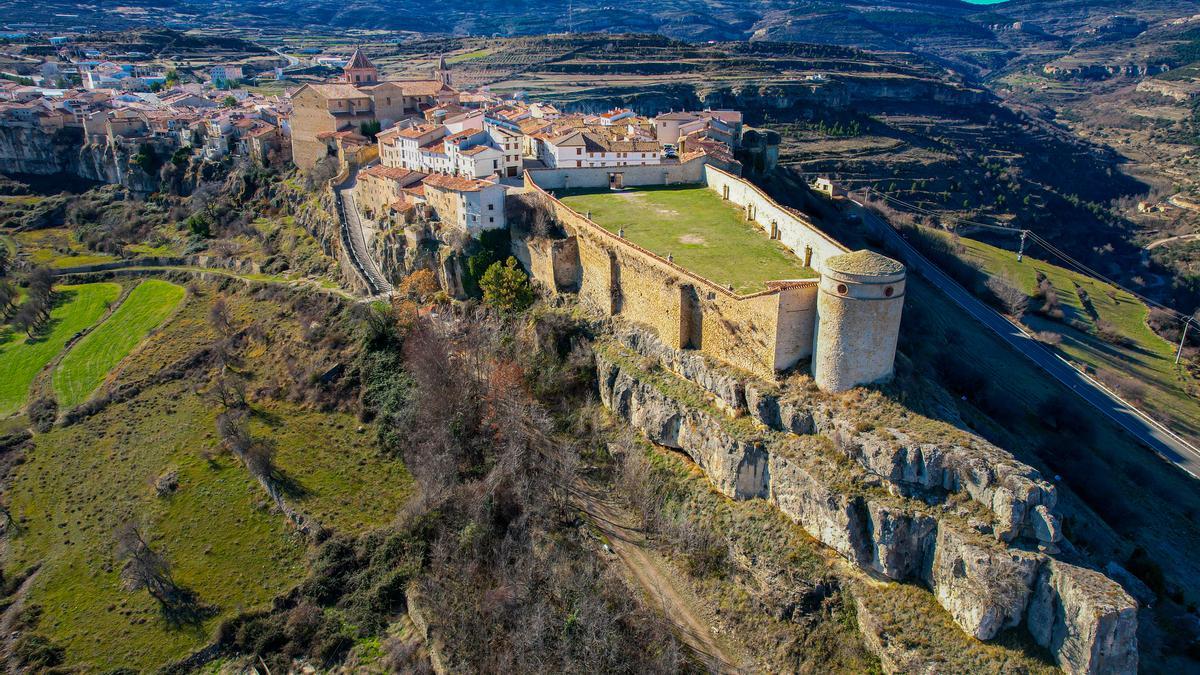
[1145,232,1200,251]
[574,482,747,673]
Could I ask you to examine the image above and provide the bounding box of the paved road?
[854,202,1200,480]
[334,168,393,296]
[1145,232,1200,251]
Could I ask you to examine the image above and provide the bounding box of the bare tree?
[216,408,274,480]
[985,274,1028,319]
[115,523,176,604]
[212,370,247,409]
[208,296,233,337]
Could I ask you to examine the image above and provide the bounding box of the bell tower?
[343,47,378,85]
[436,54,451,86]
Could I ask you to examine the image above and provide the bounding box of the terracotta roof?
[345,47,375,70]
[306,83,370,100]
[461,145,495,156]
[393,80,451,97]
[444,129,476,143]
[421,174,498,193]
[395,123,443,140]
[246,122,277,138]
[360,165,427,183]
[656,111,699,121]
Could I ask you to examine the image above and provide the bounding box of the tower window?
[836,284,848,295]
[884,286,894,297]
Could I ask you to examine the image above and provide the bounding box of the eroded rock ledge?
[598,324,1137,674]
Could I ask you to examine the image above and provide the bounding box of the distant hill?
[2,0,1197,77]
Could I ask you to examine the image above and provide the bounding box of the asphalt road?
[854,202,1200,480]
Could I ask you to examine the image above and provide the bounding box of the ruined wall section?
[703,164,847,274]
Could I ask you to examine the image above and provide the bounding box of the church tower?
[436,54,451,86]
[343,47,378,85]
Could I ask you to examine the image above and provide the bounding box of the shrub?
[11,634,64,670]
[984,274,1028,318]
[479,257,533,314]
[27,396,57,433]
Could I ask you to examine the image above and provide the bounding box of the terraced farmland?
[0,283,120,416]
[53,279,186,409]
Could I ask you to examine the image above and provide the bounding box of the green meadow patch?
[6,381,307,671]
[54,280,186,409]
[0,282,120,416]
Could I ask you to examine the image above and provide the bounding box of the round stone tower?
[812,250,906,393]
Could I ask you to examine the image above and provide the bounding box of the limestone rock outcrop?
[614,323,1061,549]
[595,329,1138,674]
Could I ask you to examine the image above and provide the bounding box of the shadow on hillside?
[271,467,311,500]
[158,584,217,630]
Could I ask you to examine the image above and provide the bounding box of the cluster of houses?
[0,44,744,239]
[289,48,743,237]
[0,77,290,165]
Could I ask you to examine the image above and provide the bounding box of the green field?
[54,280,186,409]
[13,228,116,269]
[6,283,416,670]
[6,382,308,670]
[559,186,816,294]
[953,234,1200,444]
[0,283,120,416]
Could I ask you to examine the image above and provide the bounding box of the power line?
[862,186,1192,325]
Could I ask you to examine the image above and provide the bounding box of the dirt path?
[574,484,748,673]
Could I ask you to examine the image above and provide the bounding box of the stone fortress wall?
[702,165,847,274]
[519,161,905,391]
[523,170,819,380]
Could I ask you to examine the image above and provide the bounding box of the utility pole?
[1176,315,1194,365]
[1017,229,1027,262]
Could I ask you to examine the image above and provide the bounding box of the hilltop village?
[0,37,1160,675]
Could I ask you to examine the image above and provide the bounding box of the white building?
[541,130,660,169]
[421,174,507,236]
[210,65,244,87]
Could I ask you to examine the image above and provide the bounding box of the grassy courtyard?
[54,279,187,409]
[0,283,120,416]
[559,185,815,294]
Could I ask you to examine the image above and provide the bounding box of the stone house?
[421,174,506,236]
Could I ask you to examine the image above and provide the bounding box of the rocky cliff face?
[0,126,162,193]
[281,186,369,295]
[596,323,1137,674]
